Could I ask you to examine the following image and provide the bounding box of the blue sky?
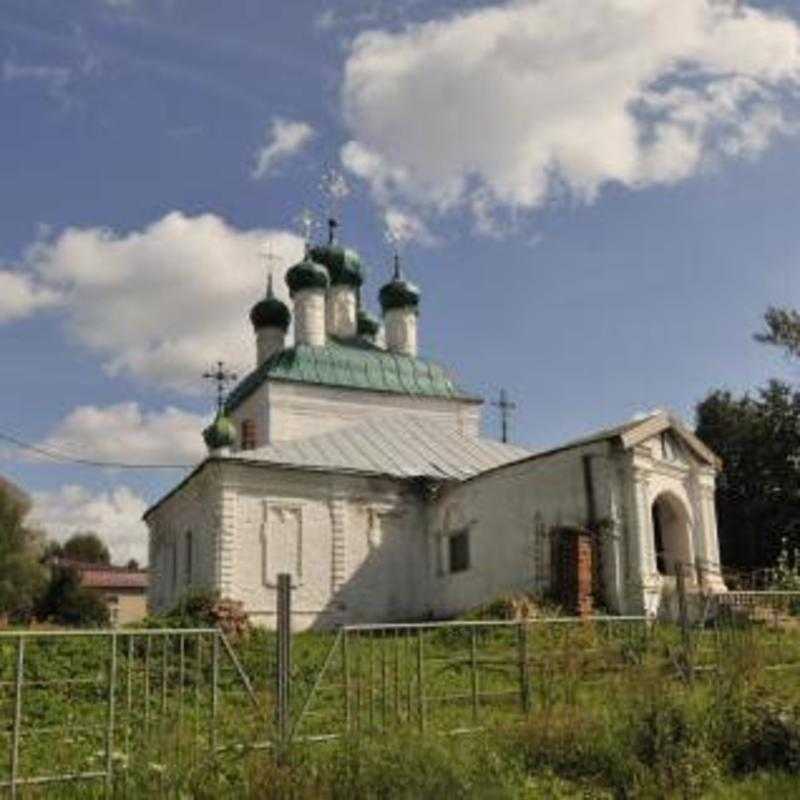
[1,0,799,561]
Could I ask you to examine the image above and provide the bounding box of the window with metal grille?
[241,419,256,450]
[448,529,470,574]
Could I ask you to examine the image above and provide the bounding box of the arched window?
[241,419,256,450]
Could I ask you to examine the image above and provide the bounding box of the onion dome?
[285,251,329,296]
[202,412,237,451]
[379,254,420,312]
[249,275,291,331]
[310,219,364,289]
[309,219,364,288]
[357,308,380,339]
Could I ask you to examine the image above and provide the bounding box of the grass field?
[3,617,800,797]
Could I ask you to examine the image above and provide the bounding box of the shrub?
[36,564,109,627]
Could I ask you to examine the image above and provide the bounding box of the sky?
[2,0,800,563]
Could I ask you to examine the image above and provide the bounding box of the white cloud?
[2,59,72,103]
[30,485,149,564]
[384,207,439,247]
[38,403,207,466]
[252,118,315,179]
[16,212,303,393]
[341,0,800,228]
[2,60,71,87]
[0,269,61,322]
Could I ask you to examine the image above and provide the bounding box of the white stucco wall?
[429,441,606,618]
[147,461,429,629]
[326,285,357,338]
[384,307,418,357]
[229,381,481,448]
[147,426,723,627]
[255,327,286,366]
[147,465,222,613]
[292,289,326,347]
[428,430,722,620]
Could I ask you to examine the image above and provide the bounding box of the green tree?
[696,381,800,570]
[756,306,800,359]
[61,531,111,565]
[0,478,47,622]
[36,565,109,628]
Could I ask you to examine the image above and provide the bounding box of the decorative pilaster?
[329,497,347,593]
[217,486,237,598]
[633,468,655,578]
[603,477,625,613]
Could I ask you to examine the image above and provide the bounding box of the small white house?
[144,223,725,628]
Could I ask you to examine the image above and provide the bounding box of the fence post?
[675,562,694,682]
[518,621,531,714]
[416,629,425,733]
[105,633,118,795]
[470,627,479,725]
[276,572,292,755]
[211,632,219,753]
[342,629,350,733]
[10,637,24,800]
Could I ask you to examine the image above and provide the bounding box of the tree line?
[0,484,126,626]
[696,306,800,571]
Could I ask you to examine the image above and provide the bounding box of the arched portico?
[651,491,693,578]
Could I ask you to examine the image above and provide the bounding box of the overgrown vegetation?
[6,617,800,798]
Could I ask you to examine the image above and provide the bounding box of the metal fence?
[5,572,800,793]
[0,628,262,797]
[291,616,654,741]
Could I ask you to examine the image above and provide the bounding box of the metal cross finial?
[295,208,315,253]
[491,388,517,444]
[392,252,402,280]
[203,361,238,414]
[260,241,282,295]
[320,167,349,231]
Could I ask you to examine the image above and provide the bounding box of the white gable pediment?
[619,412,721,470]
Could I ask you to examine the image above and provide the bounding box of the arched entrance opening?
[651,492,692,577]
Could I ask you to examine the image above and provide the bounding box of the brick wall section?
[555,527,594,617]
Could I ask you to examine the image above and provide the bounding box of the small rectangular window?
[241,420,256,450]
[170,542,178,592]
[448,530,470,574]
[185,531,193,585]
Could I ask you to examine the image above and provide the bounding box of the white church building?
[144,223,726,628]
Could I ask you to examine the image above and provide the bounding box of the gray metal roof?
[236,415,531,480]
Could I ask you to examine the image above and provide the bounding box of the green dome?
[250,275,291,331]
[309,243,364,288]
[203,412,237,451]
[285,254,329,296]
[379,255,420,312]
[357,308,380,339]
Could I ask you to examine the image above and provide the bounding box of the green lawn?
[3,619,800,797]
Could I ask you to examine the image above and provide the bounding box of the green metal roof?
[225,337,480,413]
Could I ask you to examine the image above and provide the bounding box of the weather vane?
[320,167,350,243]
[203,361,238,414]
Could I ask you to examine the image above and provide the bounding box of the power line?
[0,430,194,470]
